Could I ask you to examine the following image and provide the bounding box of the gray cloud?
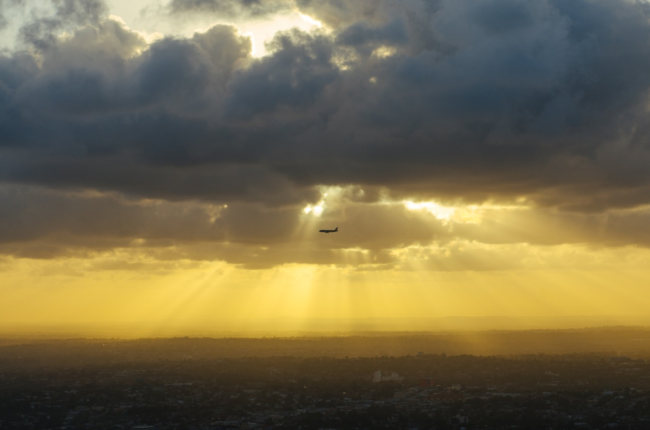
[225,30,338,119]
[167,0,294,18]
[3,0,650,266]
[4,184,650,270]
[19,0,108,50]
[0,184,445,261]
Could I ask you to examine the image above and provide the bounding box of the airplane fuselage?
[319,227,338,233]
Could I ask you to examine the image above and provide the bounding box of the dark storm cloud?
[336,19,409,57]
[0,185,225,244]
[12,21,249,118]
[5,0,650,266]
[7,0,650,206]
[0,154,317,206]
[225,30,338,119]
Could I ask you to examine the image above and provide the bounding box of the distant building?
[372,370,403,382]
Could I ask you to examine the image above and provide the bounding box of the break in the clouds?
[4,0,650,268]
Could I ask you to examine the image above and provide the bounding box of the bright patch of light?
[372,46,397,58]
[108,15,163,46]
[313,204,324,216]
[340,248,370,254]
[236,12,323,57]
[207,204,228,223]
[299,13,323,28]
[403,200,530,224]
[405,201,456,222]
[304,202,324,216]
[303,189,335,217]
[242,31,258,57]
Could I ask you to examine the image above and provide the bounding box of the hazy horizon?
[4,317,650,339]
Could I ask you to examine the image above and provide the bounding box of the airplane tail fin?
[335,227,338,231]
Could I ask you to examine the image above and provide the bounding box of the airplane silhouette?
[319,227,338,234]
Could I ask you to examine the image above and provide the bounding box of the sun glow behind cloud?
[405,201,457,223]
[298,13,322,28]
[303,201,324,216]
[238,13,322,57]
[2,182,650,332]
[5,0,650,335]
[191,10,325,57]
[100,0,325,58]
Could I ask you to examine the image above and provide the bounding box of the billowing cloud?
[4,0,650,268]
[17,0,108,49]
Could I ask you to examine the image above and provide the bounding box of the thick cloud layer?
[4,0,650,267]
[3,183,650,270]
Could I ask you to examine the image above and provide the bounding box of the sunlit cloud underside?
[2,185,650,330]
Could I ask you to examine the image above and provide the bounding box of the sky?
[2,0,650,334]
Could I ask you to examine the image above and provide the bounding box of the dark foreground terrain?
[2,328,650,429]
